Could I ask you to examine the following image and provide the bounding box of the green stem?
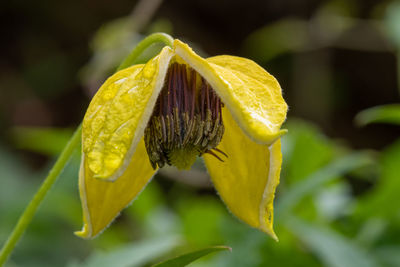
[117,32,174,71]
[0,32,174,266]
[0,125,81,266]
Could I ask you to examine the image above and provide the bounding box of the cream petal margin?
[76,138,156,238]
[83,46,173,181]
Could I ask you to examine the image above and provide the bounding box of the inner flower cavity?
[144,62,226,170]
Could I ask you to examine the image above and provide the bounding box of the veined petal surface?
[83,46,173,180]
[203,108,282,240]
[174,39,287,145]
[76,138,156,239]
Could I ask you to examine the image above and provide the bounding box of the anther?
[144,63,225,170]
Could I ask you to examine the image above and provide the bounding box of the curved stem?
[0,32,174,266]
[117,32,174,71]
[0,125,82,266]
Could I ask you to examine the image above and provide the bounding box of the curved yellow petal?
[83,46,173,180]
[76,138,156,239]
[174,39,287,145]
[203,108,282,240]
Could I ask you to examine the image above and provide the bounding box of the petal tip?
[74,225,92,240]
[266,129,287,145]
[270,232,279,242]
[253,129,287,146]
[260,225,279,242]
[74,231,87,239]
[278,129,288,137]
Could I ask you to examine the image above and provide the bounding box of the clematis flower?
[76,39,288,240]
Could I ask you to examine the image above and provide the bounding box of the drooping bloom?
[76,39,288,240]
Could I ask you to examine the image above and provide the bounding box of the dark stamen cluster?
[144,63,226,169]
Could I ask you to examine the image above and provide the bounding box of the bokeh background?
[1,0,400,266]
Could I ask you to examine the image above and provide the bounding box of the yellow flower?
[76,39,288,240]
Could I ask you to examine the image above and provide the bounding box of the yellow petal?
[203,108,282,240]
[76,138,155,239]
[83,46,173,180]
[174,39,287,145]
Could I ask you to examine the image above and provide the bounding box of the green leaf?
[283,119,335,184]
[356,139,400,221]
[243,19,308,62]
[277,152,373,214]
[286,216,380,267]
[67,236,180,267]
[10,127,74,156]
[355,104,400,126]
[152,246,231,267]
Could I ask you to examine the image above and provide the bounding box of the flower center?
[144,63,226,170]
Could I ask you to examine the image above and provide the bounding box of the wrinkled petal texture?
[203,108,282,240]
[76,138,155,239]
[174,39,287,145]
[82,47,173,180]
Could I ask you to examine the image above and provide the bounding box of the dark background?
[1,0,398,152]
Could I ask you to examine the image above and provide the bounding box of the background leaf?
[10,127,73,156]
[286,216,380,267]
[67,236,180,267]
[356,139,400,222]
[355,105,400,126]
[152,246,231,267]
[277,152,373,214]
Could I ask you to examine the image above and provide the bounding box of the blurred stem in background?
[81,0,166,96]
[0,32,174,267]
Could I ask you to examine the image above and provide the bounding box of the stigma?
[144,62,226,170]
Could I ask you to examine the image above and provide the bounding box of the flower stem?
[0,125,81,266]
[0,32,174,266]
[117,32,174,71]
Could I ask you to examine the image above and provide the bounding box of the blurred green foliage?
[2,0,400,266]
[2,116,400,267]
[355,104,400,126]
